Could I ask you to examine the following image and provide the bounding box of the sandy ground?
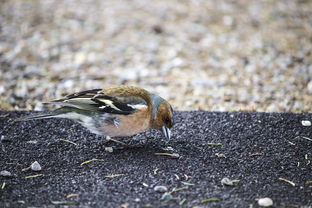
[0,0,312,112]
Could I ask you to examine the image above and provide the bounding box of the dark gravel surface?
[0,111,311,208]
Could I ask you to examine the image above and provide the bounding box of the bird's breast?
[101,107,151,137]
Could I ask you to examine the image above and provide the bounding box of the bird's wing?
[46,89,148,115]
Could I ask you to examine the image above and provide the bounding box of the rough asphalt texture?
[0,111,311,208]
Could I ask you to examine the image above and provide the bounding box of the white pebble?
[1,135,10,142]
[154,185,168,193]
[105,147,113,153]
[161,193,172,200]
[0,170,12,177]
[134,198,141,202]
[31,161,42,171]
[34,103,44,111]
[223,15,233,26]
[301,120,311,126]
[307,80,312,94]
[258,197,273,207]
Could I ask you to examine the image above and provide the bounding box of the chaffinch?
[20,86,174,140]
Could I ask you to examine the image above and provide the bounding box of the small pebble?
[301,120,311,126]
[215,153,226,158]
[307,80,312,94]
[0,170,12,177]
[1,135,11,142]
[31,161,42,171]
[161,193,173,201]
[162,146,174,151]
[221,177,234,186]
[105,147,114,153]
[154,185,168,193]
[258,197,273,207]
[134,198,141,202]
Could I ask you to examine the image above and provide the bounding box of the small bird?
[18,86,174,141]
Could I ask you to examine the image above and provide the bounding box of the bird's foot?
[103,136,128,152]
[105,136,127,146]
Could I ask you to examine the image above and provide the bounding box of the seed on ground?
[221,177,234,186]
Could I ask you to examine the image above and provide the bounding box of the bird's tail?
[15,111,64,122]
[15,107,92,122]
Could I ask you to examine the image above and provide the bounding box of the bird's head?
[150,94,174,140]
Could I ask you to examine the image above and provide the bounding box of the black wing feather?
[91,95,135,115]
[47,88,146,115]
[66,89,102,99]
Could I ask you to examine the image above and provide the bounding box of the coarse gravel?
[0,0,312,112]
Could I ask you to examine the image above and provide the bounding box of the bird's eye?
[164,117,170,123]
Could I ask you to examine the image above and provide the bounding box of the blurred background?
[0,0,311,112]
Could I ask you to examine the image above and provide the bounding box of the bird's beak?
[161,126,171,140]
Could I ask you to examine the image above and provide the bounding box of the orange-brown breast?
[100,107,152,137]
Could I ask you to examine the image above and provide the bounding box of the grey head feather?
[149,93,166,120]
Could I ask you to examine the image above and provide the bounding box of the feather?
[44,88,148,115]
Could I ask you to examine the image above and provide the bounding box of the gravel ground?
[1,0,312,112]
[0,111,312,207]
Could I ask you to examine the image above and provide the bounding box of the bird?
[18,86,174,141]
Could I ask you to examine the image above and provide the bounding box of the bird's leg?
[105,136,127,146]
[103,136,128,152]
